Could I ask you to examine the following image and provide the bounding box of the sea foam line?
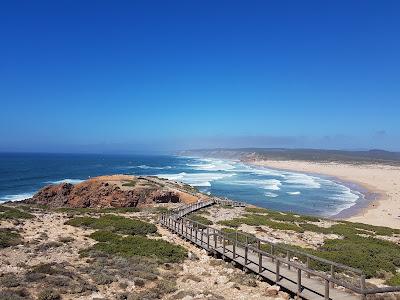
[45,179,84,184]
[0,192,35,202]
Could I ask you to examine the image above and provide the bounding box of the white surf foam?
[120,165,172,170]
[187,158,236,171]
[265,192,278,198]
[137,165,172,170]
[226,178,282,191]
[156,172,235,187]
[325,184,361,216]
[45,179,84,184]
[287,191,301,195]
[284,173,321,189]
[0,192,35,202]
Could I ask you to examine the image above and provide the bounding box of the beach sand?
[247,159,400,229]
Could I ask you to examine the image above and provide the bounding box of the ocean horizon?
[0,153,363,217]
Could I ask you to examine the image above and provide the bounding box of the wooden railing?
[160,200,400,300]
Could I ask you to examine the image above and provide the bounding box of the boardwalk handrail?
[160,200,400,299]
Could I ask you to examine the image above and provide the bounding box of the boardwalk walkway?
[160,199,400,300]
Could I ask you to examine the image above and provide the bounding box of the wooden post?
[271,244,274,262]
[276,260,280,283]
[306,257,310,278]
[257,240,261,272]
[214,232,217,249]
[201,226,204,246]
[287,250,290,270]
[223,237,226,255]
[330,265,335,288]
[360,274,367,300]
[325,279,329,300]
[194,223,197,243]
[233,238,236,259]
[297,268,302,296]
[207,227,210,249]
[244,235,248,265]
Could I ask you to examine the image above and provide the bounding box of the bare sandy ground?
[247,159,400,229]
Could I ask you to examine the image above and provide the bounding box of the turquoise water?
[0,153,362,217]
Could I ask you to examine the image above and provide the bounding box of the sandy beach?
[247,159,400,229]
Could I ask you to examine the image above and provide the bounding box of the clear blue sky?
[1,1,399,153]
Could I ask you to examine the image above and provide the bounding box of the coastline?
[244,159,400,229]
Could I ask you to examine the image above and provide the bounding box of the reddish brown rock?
[24,175,186,208]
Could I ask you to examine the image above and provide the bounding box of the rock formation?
[24,175,187,208]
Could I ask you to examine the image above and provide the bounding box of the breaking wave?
[287,191,301,195]
[0,192,35,202]
[284,173,321,189]
[265,192,278,198]
[156,172,235,187]
[45,179,84,184]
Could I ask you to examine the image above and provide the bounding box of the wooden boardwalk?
[160,200,400,300]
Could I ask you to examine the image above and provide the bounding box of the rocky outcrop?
[24,176,185,208]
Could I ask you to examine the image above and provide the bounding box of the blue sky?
[1,1,399,153]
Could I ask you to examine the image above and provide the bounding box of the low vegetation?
[244,207,320,222]
[182,183,199,194]
[187,213,213,226]
[214,206,400,279]
[66,213,186,264]
[65,214,157,235]
[0,228,22,248]
[55,206,140,215]
[218,214,304,232]
[85,231,187,263]
[0,205,35,220]
[386,273,400,286]
[122,180,137,187]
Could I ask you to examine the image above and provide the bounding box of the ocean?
[0,153,363,217]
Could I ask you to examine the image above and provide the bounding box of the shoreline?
[245,159,400,229]
[245,160,376,219]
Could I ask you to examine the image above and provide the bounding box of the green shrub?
[37,289,60,300]
[65,214,157,235]
[244,207,320,223]
[0,229,21,248]
[86,231,187,263]
[0,289,30,300]
[122,180,137,187]
[128,279,177,299]
[182,184,199,193]
[99,207,140,213]
[150,207,170,214]
[218,214,304,232]
[0,274,21,288]
[220,228,257,244]
[187,214,213,226]
[92,273,114,285]
[386,273,400,286]
[0,205,34,220]
[89,230,121,242]
[340,221,400,236]
[278,234,400,278]
[245,207,269,214]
